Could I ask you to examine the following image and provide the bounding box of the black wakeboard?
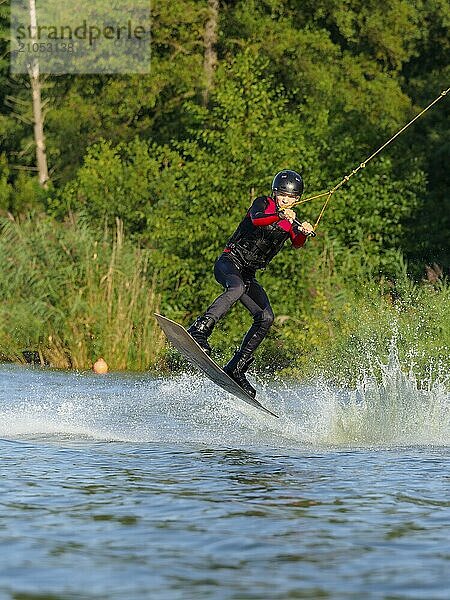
[155,314,278,418]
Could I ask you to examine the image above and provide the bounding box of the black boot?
[223,351,256,398]
[187,315,215,355]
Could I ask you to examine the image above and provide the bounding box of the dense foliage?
[0,0,448,374]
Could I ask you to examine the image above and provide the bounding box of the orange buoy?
[93,357,108,374]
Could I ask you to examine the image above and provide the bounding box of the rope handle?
[292,218,316,237]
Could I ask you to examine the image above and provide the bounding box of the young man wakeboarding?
[187,170,314,398]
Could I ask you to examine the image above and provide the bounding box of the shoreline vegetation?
[0,215,165,371]
[1,215,447,384]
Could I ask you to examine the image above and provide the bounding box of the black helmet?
[271,170,304,198]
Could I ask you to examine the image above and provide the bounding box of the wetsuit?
[205,196,307,355]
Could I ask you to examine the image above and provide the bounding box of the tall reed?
[0,215,165,370]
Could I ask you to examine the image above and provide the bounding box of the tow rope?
[291,87,450,233]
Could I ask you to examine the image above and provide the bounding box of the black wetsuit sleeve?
[248,196,280,226]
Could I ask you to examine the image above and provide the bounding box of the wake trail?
[0,346,448,447]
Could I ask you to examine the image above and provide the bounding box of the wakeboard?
[155,313,278,418]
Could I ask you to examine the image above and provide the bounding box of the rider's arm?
[290,224,307,248]
[248,197,280,226]
[275,219,307,247]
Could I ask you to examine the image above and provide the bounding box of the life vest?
[224,196,291,270]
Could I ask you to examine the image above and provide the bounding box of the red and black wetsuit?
[224,195,306,268]
[204,196,307,355]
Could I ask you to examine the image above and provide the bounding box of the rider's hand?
[299,221,314,235]
[279,208,296,223]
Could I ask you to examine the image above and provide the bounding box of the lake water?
[0,358,449,599]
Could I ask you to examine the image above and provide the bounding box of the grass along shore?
[0,215,165,371]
